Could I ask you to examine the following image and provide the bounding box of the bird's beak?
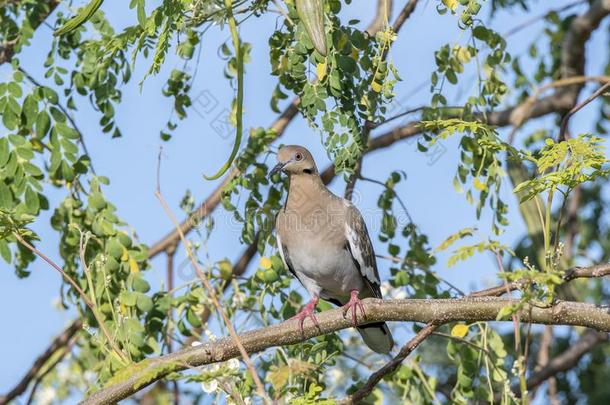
[269,161,287,177]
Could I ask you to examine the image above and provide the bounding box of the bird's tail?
[357,322,394,354]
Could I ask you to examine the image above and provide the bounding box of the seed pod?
[296,0,327,56]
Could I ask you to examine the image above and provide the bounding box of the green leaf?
[433,227,476,253]
[132,274,151,293]
[0,138,9,166]
[136,293,153,312]
[35,111,51,138]
[0,183,13,209]
[186,307,202,328]
[137,0,146,26]
[54,0,105,36]
[56,122,80,139]
[24,187,40,214]
[107,238,123,259]
[89,192,106,210]
[7,82,22,98]
[0,240,11,264]
[472,26,488,40]
[496,304,514,320]
[120,291,138,306]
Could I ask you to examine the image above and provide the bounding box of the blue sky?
[1,0,608,400]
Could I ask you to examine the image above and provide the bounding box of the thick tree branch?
[83,295,610,404]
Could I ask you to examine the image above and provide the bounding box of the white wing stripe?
[276,232,288,269]
[346,225,379,285]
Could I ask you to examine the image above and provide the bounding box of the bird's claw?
[290,297,319,333]
[342,290,366,325]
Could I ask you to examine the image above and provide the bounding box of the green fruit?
[296,0,327,56]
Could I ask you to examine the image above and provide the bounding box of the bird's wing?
[344,202,382,298]
[276,231,297,279]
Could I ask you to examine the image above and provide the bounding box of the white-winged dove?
[270,145,394,354]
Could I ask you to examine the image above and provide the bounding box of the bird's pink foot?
[290,296,319,333]
[342,290,366,325]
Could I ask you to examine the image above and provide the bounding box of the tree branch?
[0,0,59,65]
[155,155,270,402]
[365,0,393,36]
[83,263,610,404]
[559,80,610,139]
[345,262,610,403]
[372,0,610,144]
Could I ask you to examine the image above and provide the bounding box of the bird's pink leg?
[342,290,366,325]
[290,296,320,333]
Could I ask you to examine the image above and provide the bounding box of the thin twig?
[559,80,610,140]
[164,245,179,405]
[26,336,77,405]
[155,149,270,403]
[271,0,293,25]
[343,261,610,403]
[503,0,588,37]
[85,273,610,404]
[13,233,126,363]
[344,0,419,199]
[375,253,465,296]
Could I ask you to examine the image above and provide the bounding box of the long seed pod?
[296,0,327,56]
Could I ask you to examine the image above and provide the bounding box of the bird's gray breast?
[289,237,364,301]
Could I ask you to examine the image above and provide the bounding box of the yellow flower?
[260,256,272,269]
[451,323,470,338]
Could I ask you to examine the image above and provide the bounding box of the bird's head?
[269,145,318,177]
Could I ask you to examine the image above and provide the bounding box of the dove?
[270,145,394,354]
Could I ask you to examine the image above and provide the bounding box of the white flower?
[328,368,344,382]
[391,288,407,300]
[191,341,203,347]
[83,371,96,384]
[380,281,407,300]
[232,290,246,306]
[56,363,70,381]
[380,281,391,297]
[201,379,218,394]
[37,387,56,405]
[226,358,240,371]
[51,297,64,311]
[204,329,217,342]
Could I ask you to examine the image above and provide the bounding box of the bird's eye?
[295,152,303,161]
